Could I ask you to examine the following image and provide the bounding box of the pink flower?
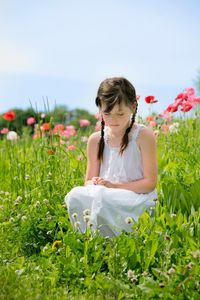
[67,145,76,151]
[161,124,169,133]
[145,95,158,104]
[53,124,65,134]
[136,95,140,101]
[165,115,173,122]
[79,119,91,127]
[27,117,35,125]
[184,87,195,96]
[61,125,76,138]
[193,96,200,104]
[0,128,9,134]
[148,121,157,127]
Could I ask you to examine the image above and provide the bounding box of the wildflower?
[125,217,133,224]
[0,128,9,134]
[145,95,158,104]
[3,111,16,121]
[25,174,30,180]
[167,267,176,275]
[5,191,9,196]
[34,201,40,208]
[14,196,23,205]
[79,119,91,127]
[41,113,46,119]
[7,131,18,140]
[80,136,88,142]
[67,144,76,151]
[43,246,48,252]
[180,103,193,112]
[80,257,84,263]
[47,230,53,235]
[9,217,15,222]
[159,282,165,288]
[72,213,78,219]
[191,250,200,259]
[142,271,148,277]
[83,215,90,223]
[146,115,155,122]
[43,199,49,205]
[47,149,55,155]
[127,270,138,283]
[53,124,65,134]
[21,215,27,221]
[15,269,24,276]
[27,117,35,125]
[41,123,50,131]
[170,213,176,218]
[83,209,91,216]
[187,262,193,270]
[52,240,62,249]
[74,221,81,228]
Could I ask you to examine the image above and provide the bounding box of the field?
[0,117,200,299]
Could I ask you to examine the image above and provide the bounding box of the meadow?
[0,114,200,299]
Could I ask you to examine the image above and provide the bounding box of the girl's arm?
[114,127,157,193]
[84,132,101,186]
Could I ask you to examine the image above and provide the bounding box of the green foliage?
[0,117,200,299]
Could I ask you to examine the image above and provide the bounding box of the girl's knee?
[65,186,85,206]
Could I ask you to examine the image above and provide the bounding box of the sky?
[0,0,200,117]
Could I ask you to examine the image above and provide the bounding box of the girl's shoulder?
[88,131,101,144]
[136,124,156,146]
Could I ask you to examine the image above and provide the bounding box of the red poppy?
[180,103,193,112]
[145,96,158,104]
[3,111,16,121]
[166,103,179,113]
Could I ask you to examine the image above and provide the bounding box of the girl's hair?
[95,77,138,161]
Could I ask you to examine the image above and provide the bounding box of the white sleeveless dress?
[65,123,157,237]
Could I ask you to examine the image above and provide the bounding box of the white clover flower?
[72,213,78,219]
[167,267,176,275]
[15,269,24,276]
[47,230,53,235]
[21,215,27,221]
[127,269,135,279]
[125,217,133,224]
[127,270,138,282]
[170,213,176,218]
[5,192,9,196]
[9,217,15,222]
[34,201,40,208]
[83,215,90,223]
[80,257,84,263]
[43,246,48,251]
[74,221,81,228]
[25,174,30,180]
[83,209,91,216]
[191,250,200,259]
[43,199,49,205]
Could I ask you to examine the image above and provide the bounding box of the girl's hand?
[92,177,115,188]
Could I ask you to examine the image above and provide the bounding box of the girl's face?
[100,102,136,130]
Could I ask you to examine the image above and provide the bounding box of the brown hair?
[95,77,138,161]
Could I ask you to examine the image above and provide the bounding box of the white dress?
[65,123,157,237]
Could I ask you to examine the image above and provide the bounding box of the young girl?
[65,77,158,237]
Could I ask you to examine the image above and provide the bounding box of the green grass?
[0,119,199,299]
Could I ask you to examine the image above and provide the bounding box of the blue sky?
[0,0,200,117]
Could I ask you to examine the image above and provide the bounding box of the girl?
[65,77,158,237]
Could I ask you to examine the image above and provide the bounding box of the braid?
[98,119,105,161]
[120,102,138,155]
